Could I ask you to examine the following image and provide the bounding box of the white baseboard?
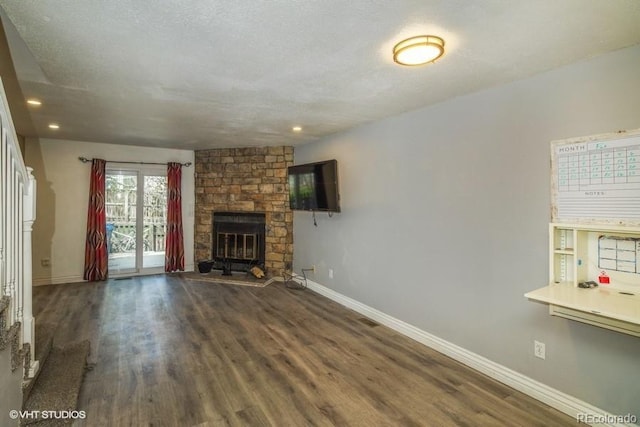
[33,275,84,286]
[300,276,635,427]
[33,265,195,286]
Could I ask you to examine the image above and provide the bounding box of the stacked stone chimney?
[194,146,293,276]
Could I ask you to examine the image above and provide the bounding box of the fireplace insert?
[210,212,266,274]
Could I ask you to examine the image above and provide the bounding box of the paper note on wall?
[552,132,640,224]
[598,236,640,274]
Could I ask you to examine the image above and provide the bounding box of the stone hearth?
[194,147,293,276]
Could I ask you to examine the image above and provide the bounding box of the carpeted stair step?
[21,340,90,426]
[22,323,57,404]
[34,324,56,368]
[0,296,10,347]
[0,295,9,317]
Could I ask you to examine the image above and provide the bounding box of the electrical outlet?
[329,269,334,279]
[534,340,546,360]
[41,258,50,267]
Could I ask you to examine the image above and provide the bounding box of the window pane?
[143,175,167,268]
[106,172,137,272]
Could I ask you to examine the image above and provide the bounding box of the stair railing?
[0,76,38,377]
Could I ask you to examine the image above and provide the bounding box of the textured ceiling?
[1,0,640,150]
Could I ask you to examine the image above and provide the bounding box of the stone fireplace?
[194,146,293,276]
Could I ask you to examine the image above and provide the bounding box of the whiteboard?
[551,129,640,225]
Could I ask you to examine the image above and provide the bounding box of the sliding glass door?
[106,167,167,275]
[142,175,167,269]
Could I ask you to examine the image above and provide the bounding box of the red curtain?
[165,162,185,272]
[83,159,108,281]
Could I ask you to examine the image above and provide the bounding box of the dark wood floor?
[33,274,574,426]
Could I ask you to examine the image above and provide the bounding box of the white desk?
[525,284,640,337]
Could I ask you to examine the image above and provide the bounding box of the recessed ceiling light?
[292,126,302,132]
[393,35,445,66]
[27,99,42,106]
[48,123,60,129]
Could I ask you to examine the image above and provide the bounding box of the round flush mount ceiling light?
[292,126,302,132]
[27,98,42,106]
[393,35,445,66]
[48,123,60,130]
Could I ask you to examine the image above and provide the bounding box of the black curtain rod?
[78,157,192,167]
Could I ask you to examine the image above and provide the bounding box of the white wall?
[25,138,195,284]
[293,44,640,417]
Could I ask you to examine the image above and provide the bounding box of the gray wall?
[293,44,640,417]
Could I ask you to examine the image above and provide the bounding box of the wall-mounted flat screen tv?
[288,159,340,212]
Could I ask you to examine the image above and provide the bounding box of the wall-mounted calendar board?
[551,129,640,226]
